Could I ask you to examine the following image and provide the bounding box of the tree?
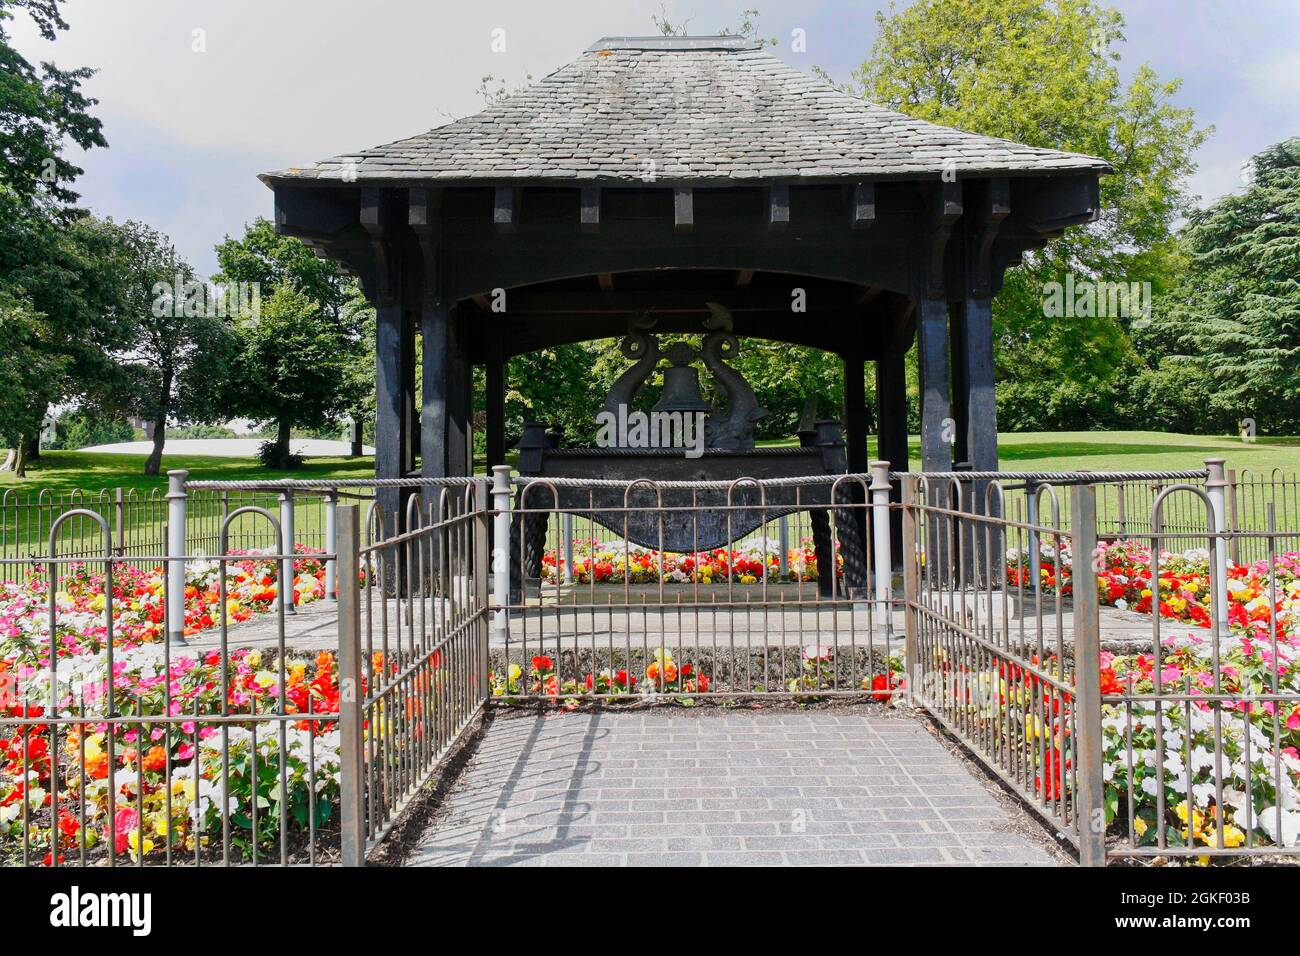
[95,220,233,475]
[222,285,365,468]
[1169,138,1300,434]
[854,0,1209,424]
[213,218,348,320]
[0,0,108,470]
[0,285,65,473]
[0,0,105,208]
[214,220,368,466]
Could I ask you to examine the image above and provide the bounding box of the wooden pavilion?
[260,35,1107,529]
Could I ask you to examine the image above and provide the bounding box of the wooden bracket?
[360,187,397,306]
[968,178,1010,297]
[923,180,963,299]
[409,187,443,307]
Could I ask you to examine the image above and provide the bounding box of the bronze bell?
[653,364,713,414]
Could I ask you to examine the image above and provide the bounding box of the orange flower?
[142,746,168,773]
[85,752,109,779]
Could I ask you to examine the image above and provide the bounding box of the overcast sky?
[10,0,1299,276]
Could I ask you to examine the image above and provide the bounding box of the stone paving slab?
[192,589,1153,655]
[406,710,1063,867]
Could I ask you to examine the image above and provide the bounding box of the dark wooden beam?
[673,188,693,234]
[596,272,614,292]
[446,307,470,477]
[959,296,998,473]
[493,186,517,233]
[580,186,600,234]
[768,184,790,233]
[917,296,952,473]
[485,331,506,468]
[496,286,861,315]
[851,182,875,230]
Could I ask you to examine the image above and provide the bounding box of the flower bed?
[0,549,345,864]
[1003,540,1300,852]
[541,538,841,585]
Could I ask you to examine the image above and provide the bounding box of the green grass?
[2,434,1297,558]
[0,451,375,494]
[5,432,1298,493]
[762,430,1300,477]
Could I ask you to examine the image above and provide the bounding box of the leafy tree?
[214,221,369,466]
[0,0,108,470]
[46,407,133,450]
[95,220,234,475]
[213,218,348,319]
[0,284,65,472]
[0,0,105,208]
[222,285,366,468]
[1169,138,1300,434]
[854,0,1209,422]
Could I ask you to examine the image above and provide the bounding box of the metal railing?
[491,463,901,704]
[4,459,1298,867]
[0,507,342,866]
[336,483,490,862]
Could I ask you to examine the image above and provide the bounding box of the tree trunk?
[144,419,167,476]
[6,439,28,478]
[275,418,292,468]
[143,372,172,476]
[23,432,40,463]
[0,447,16,473]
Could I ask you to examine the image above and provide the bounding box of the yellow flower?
[1221,824,1246,848]
[127,830,155,858]
[507,662,522,681]
[247,650,262,668]
[1133,816,1148,837]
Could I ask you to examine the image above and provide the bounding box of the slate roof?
[262,35,1109,186]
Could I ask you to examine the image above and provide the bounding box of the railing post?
[165,470,188,645]
[1226,467,1240,566]
[562,511,574,585]
[900,476,921,706]
[280,489,296,615]
[491,465,512,644]
[1025,478,1040,596]
[1205,458,1230,634]
[325,490,339,601]
[336,504,366,866]
[1070,482,1106,867]
[869,460,893,625]
[474,479,491,700]
[778,513,790,579]
[113,487,125,557]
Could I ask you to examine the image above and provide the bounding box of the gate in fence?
[2,461,1299,866]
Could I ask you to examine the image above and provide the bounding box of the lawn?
[4,431,1297,494]
[1,433,1296,562]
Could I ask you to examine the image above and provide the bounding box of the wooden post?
[917,297,952,474]
[374,301,407,532]
[486,337,506,468]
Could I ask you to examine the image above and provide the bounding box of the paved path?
[407,710,1062,867]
